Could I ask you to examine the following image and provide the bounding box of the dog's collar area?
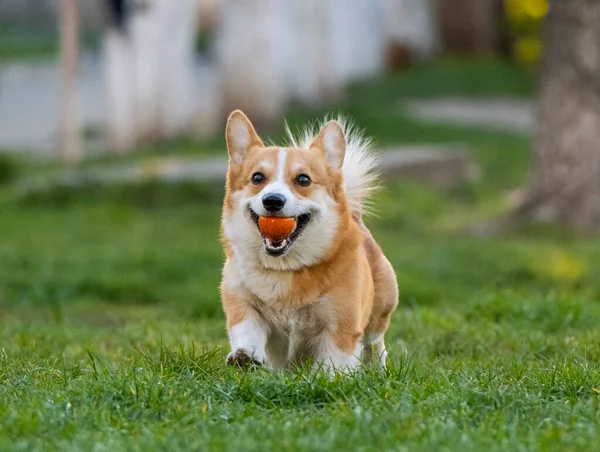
[248,208,312,257]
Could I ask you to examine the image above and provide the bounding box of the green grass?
[0,24,104,60]
[0,25,57,59]
[2,60,600,451]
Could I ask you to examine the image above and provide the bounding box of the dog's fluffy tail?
[284,116,379,218]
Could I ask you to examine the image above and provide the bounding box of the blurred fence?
[0,0,547,161]
[0,0,103,28]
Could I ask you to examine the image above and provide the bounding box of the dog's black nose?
[262,193,286,212]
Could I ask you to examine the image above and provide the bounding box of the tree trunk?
[59,0,83,166]
[518,0,600,231]
[435,0,501,56]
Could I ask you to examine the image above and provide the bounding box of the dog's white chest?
[261,297,333,339]
[267,304,317,330]
[229,254,295,304]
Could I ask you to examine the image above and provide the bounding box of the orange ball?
[258,216,296,241]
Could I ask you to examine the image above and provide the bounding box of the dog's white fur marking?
[314,335,361,373]
[227,317,268,364]
[252,148,296,217]
[258,160,271,170]
[277,147,287,182]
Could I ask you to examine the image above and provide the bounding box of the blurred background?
[1,0,598,340]
[0,0,545,156]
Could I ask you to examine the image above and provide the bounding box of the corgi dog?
[220,110,398,371]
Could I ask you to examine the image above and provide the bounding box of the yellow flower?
[506,0,549,19]
[514,37,542,65]
[505,0,524,19]
[547,251,586,284]
[524,0,549,19]
[532,250,587,285]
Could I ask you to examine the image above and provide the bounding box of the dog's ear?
[310,120,346,169]
[225,110,264,164]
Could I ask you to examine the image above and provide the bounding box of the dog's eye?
[295,174,312,187]
[251,172,265,185]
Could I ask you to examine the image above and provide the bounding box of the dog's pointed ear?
[310,120,346,169]
[226,110,264,164]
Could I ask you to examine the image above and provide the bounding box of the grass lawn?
[0,24,105,60]
[0,26,57,60]
[1,60,600,451]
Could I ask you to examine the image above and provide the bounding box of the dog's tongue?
[258,216,296,242]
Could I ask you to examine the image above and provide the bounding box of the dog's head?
[222,110,349,270]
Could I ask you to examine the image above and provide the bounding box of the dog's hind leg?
[362,332,387,368]
[364,242,398,369]
[310,332,362,374]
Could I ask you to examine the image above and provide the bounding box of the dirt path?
[403,98,534,133]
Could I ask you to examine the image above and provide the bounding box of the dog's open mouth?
[249,209,312,257]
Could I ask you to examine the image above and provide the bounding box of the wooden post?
[59,0,83,166]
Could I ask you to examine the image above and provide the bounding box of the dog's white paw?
[226,348,266,369]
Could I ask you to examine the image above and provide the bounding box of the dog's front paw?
[226,348,266,369]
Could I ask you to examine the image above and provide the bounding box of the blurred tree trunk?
[516,0,600,231]
[59,0,83,166]
[435,0,507,56]
[493,0,512,58]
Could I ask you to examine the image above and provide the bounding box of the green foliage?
[0,155,18,186]
[0,24,101,59]
[346,58,536,101]
[19,180,225,209]
[195,30,215,55]
[2,60,600,450]
[0,25,57,59]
